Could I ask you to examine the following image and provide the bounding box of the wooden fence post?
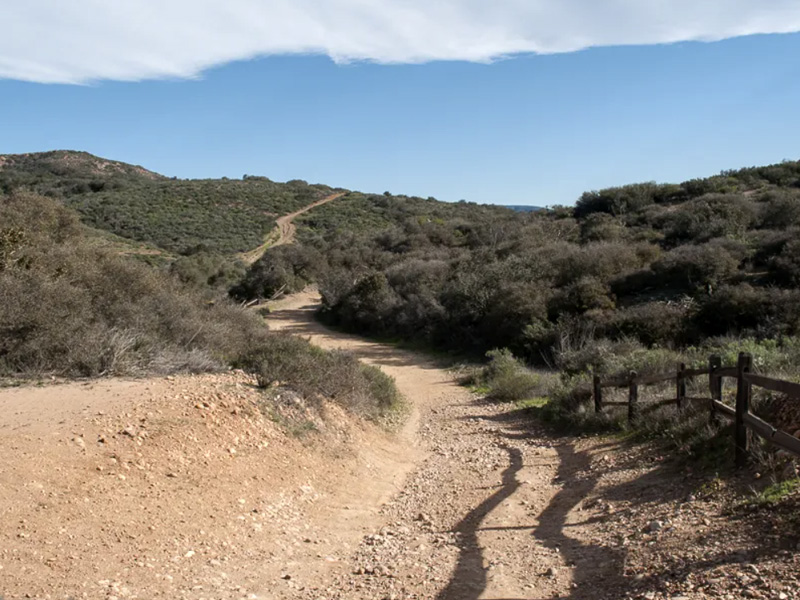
[708,354,722,425]
[628,370,638,423]
[735,353,753,468]
[676,362,687,412]
[593,373,603,413]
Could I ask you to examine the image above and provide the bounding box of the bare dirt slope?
[239,192,345,265]
[1,291,798,600]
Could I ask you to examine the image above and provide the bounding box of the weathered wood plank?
[628,371,639,422]
[743,373,800,397]
[684,367,712,378]
[736,353,753,468]
[711,399,735,418]
[599,375,630,389]
[743,412,800,457]
[635,372,675,386]
[716,367,739,378]
[605,367,715,389]
[709,354,723,426]
[593,374,602,413]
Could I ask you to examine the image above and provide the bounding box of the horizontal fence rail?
[591,352,800,466]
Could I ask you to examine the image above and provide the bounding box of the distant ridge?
[0,149,164,181]
[504,205,543,212]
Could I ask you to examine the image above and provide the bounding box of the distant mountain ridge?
[504,204,543,212]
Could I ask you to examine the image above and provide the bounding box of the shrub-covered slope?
[0,191,400,420]
[0,151,337,254]
[237,160,800,375]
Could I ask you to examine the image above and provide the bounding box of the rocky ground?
[1,291,798,599]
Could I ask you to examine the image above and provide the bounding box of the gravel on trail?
[0,290,797,600]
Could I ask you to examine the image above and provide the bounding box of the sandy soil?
[1,291,798,600]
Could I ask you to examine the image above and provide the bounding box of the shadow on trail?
[435,445,524,600]
[532,442,627,599]
[470,406,789,600]
[266,305,450,371]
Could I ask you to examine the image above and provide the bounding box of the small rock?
[646,520,663,533]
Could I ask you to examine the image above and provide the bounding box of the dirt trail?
[239,192,345,265]
[2,291,792,599]
[0,291,586,599]
[264,291,606,599]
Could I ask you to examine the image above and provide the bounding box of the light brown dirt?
[2,291,798,600]
[239,193,345,265]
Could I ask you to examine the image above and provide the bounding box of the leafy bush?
[658,194,756,243]
[232,244,325,299]
[653,243,741,292]
[480,349,548,402]
[0,192,271,377]
[604,302,690,346]
[170,252,246,290]
[769,239,800,286]
[758,190,800,230]
[242,332,400,420]
[693,285,800,338]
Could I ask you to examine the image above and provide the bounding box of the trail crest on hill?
[239,191,345,264]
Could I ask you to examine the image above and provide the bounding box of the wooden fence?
[592,352,800,467]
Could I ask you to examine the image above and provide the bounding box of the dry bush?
[0,192,266,377]
[241,332,400,420]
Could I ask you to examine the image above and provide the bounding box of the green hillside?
[0,150,337,254]
[7,149,800,379]
[238,158,800,377]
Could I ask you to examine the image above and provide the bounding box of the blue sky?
[2,2,800,205]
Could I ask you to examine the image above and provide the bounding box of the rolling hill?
[0,150,338,255]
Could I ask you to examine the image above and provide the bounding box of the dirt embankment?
[1,291,798,600]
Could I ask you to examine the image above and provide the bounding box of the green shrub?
[758,190,800,230]
[605,302,689,346]
[232,244,326,300]
[0,192,281,377]
[694,285,800,338]
[659,194,756,243]
[481,349,547,402]
[653,243,741,292]
[769,238,800,286]
[240,333,401,420]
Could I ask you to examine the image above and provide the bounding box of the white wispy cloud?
[3,1,800,84]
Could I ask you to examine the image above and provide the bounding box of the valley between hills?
[1,151,800,599]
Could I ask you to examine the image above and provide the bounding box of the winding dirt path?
[264,291,612,600]
[239,192,345,265]
[6,291,776,600]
